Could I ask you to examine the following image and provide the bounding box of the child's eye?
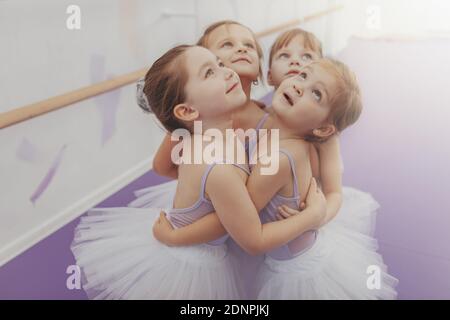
[278,53,289,59]
[205,68,214,78]
[302,53,313,61]
[222,41,233,48]
[245,43,255,49]
[299,72,307,80]
[312,89,322,101]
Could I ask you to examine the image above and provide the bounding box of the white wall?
[326,0,450,56]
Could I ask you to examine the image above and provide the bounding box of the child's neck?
[198,116,233,136]
[241,77,252,97]
[270,112,305,141]
[231,77,267,131]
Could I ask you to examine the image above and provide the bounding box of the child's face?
[183,46,246,119]
[205,24,260,81]
[272,63,337,134]
[269,35,321,88]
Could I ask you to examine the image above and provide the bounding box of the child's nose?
[290,59,301,66]
[293,84,303,96]
[237,45,248,54]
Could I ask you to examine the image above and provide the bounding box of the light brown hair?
[269,28,323,68]
[307,58,362,142]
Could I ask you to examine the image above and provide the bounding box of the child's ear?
[267,70,274,86]
[173,104,199,122]
[312,124,336,139]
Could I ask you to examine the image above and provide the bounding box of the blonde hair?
[269,28,323,68]
[307,58,362,142]
[197,20,264,82]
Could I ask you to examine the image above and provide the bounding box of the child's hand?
[152,211,175,246]
[304,177,327,226]
[276,202,306,220]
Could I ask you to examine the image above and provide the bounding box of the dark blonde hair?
[140,44,194,133]
[306,58,362,142]
[269,28,323,68]
[197,20,264,82]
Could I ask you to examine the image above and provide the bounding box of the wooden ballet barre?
[0,69,147,129]
[0,4,343,129]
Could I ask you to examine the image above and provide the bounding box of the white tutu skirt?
[71,206,244,300]
[333,186,379,236]
[255,221,398,300]
[127,180,177,210]
[126,181,394,299]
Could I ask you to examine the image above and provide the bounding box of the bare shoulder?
[204,163,247,199]
[281,139,309,154]
[279,139,310,164]
[251,142,293,182]
[206,163,248,186]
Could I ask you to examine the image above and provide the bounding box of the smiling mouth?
[283,92,294,106]
[226,82,239,94]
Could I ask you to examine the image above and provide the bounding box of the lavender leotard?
[248,114,318,260]
[260,149,318,260]
[168,162,250,246]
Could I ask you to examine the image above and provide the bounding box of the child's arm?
[208,167,325,255]
[316,135,343,226]
[153,154,295,246]
[153,211,226,246]
[276,136,343,225]
[154,165,326,255]
[152,134,179,179]
[309,143,320,180]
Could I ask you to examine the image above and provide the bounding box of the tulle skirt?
[127,181,397,299]
[127,180,177,210]
[255,222,398,299]
[332,186,379,236]
[71,206,244,299]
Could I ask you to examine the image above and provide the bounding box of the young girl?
[266,28,379,236]
[147,20,267,181]
[153,58,398,299]
[71,44,327,299]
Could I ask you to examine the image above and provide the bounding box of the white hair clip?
[136,78,152,113]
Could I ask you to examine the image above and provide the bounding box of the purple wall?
[1,38,450,299]
[337,37,450,299]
